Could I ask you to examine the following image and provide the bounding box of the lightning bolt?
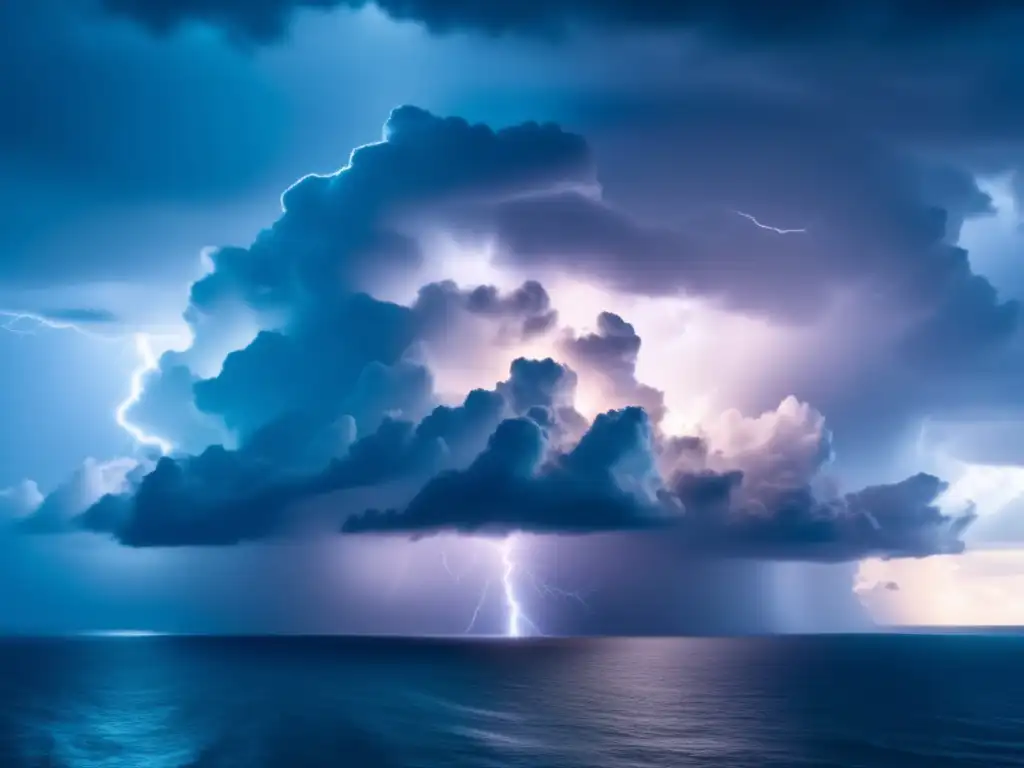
[464,578,491,634]
[523,568,589,609]
[733,210,807,234]
[115,334,173,456]
[440,538,587,637]
[437,549,495,634]
[440,549,482,583]
[496,536,541,638]
[1,311,172,457]
[500,538,523,637]
[0,310,110,339]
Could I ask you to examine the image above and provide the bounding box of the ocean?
[1,634,1022,767]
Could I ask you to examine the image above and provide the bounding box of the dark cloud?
[560,312,665,422]
[344,400,974,561]
[0,0,285,204]
[79,447,297,547]
[0,0,294,286]
[343,407,664,536]
[671,471,972,561]
[188,293,428,443]
[410,279,558,344]
[288,384,507,502]
[3,96,980,634]
[126,106,590,452]
[82,358,555,547]
[137,279,560,460]
[100,0,1024,44]
[1,101,980,569]
[187,105,589,314]
[495,357,587,440]
[497,357,575,414]
[492,148,1016,349]
[70,355,974,560]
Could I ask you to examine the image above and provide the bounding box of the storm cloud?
[343,407,666,536]
[82,357,571,546]
[5,0,1024,644]
[46,104,979,564]
[342,400,974,561]
[102,0,1024,43]
[559,312,665,423]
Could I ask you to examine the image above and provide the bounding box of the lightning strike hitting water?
[734,210,807,234]
[115,334,172,456]
[441,540,588,637]
[500,538,525,637]
[497,536,543,638]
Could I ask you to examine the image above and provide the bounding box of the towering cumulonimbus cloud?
[6,0,1024,642]
[125,106,589,453]
[9,107,979,569]
[185,105,591,317]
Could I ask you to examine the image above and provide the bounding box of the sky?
[1,0,1023,636]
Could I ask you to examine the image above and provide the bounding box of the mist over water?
[2,635,1023,767]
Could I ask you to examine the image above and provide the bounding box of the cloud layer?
[102,0,1024,43]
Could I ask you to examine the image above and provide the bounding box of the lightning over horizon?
[5,3,1024,761]
[498,536,542,638]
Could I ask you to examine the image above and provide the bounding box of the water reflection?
[2,635,1023,767]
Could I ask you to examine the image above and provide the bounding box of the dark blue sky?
[2,0,1024,634]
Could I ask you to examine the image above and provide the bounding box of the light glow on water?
[80,630,165,638]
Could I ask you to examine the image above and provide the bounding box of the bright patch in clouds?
[857,419,1024,627]
[857,550,1024,627]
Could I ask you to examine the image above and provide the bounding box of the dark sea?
[2,634,1023,768]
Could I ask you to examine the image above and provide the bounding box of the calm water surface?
[1,634,1023,767]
